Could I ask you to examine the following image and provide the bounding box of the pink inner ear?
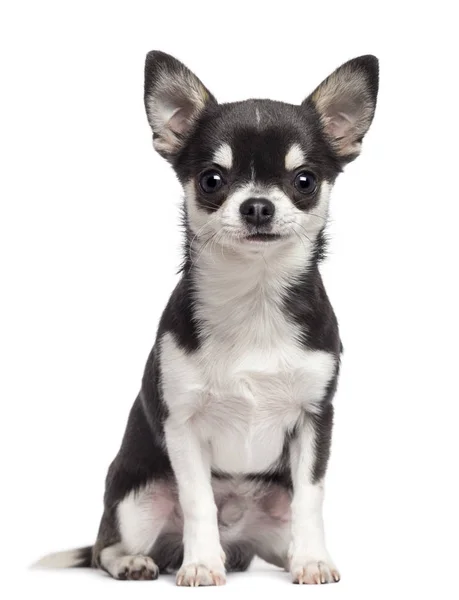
[325,107,354,139]
[168,104,194,135]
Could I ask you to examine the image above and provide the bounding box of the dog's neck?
[183,234,317,351]
[189,234,316,308]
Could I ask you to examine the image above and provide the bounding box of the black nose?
[239,198,275,226]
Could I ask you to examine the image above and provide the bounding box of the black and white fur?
[36,51,378,585]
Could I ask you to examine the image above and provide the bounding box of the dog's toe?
[291,558,340,585]
[176,562,226,587]
[115,555,159,581]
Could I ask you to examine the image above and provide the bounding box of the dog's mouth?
[244,233,283,242]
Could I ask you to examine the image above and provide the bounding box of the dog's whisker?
[200,199,223,210]
[189,231,220,268]
[292,229,309,255]
[187,218,226,267]
[307,212,327,221]
[292,222,313,245]
[188,216,220,251]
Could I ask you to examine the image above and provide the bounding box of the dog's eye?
[294,171,317,194]
[199,170,224,193]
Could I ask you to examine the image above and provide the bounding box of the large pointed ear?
[303,55,379,161]
[144,51,217,157]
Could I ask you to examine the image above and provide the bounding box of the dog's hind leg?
[98,542,159,580]
[253,526,290,570]
[94,479,177,580]
[224,541,255,572]
[249,484,292,570]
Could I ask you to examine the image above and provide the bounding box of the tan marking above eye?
[285,144,306,171]
[212,144,233,170]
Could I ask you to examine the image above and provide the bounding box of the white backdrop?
[1,1,458,599]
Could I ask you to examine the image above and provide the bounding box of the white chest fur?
[161,332,334,474]
[160,243,335,475]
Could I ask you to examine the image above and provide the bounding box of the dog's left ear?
[144,51,217,158]
[303,55,379,161]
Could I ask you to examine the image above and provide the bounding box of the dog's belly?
[209,417,289,474]
[117,476,292,567]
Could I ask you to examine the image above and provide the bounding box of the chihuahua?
[36,51,378,585]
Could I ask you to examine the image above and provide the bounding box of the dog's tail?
[32,546,93,569]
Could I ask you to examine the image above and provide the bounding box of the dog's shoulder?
[157,273,200,353]
[284,262,341,356]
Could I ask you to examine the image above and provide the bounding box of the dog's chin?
[198,228,299,256]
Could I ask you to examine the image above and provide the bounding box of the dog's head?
[144,51,378,253]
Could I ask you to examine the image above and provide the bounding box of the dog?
[36,51,378,585]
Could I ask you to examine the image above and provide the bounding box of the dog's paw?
[176,562,226,587]
[115,555,159,580]
[290,557,340,585]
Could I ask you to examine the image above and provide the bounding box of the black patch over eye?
[199,170,224,193]
[294,171,317,194]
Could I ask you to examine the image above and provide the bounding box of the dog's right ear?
[144,51,216,158]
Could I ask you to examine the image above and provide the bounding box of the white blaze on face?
[285,144,306,171]
[220,183,299,233]
[186,178,332,245]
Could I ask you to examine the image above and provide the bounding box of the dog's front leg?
[164,418,225,587]
[288,407,340,584]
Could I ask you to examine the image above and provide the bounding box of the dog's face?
[144,52,378,252]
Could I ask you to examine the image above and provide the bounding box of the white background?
[1,1,458,598]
